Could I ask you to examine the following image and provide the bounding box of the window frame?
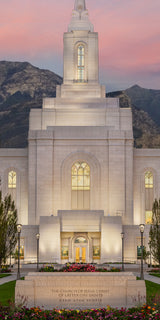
[144,170,154,224]
[77,45,85,82]
[8,170,17,189]
[71,161,90,209]
[74,42,87,83]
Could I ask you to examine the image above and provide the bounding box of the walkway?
[0,271,28,285]
[142,273,160,285]
[0,265,160,285]
[0,274,17,285]
[0,264,38,285]
[1,273,160,285]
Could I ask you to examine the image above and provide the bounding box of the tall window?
[77,45,85,82]
[145,171,153,224]
[8,170,17,202]
[8,171,16,188]
[16,238,24,260]
[71,161,90,209]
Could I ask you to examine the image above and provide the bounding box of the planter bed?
[0,305,159,320]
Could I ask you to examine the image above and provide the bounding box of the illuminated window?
[145,211,152,224]
[74,237,87,243]
[71,161,90,209]
[93,246,100,259]
[8,170,17,203]
[145,171,153,224]
[72,162,90,191]
[92,237,100,259]
[61,246,69,259]
[8,171,16,189]
[20,245,24,259]
[16,238,24,260]
[145,171,153,188]
[137,245,144,259]
[77,45,85,82]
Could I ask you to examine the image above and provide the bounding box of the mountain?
[0,61,160,148]
[106,90,160,148]
[0,61,62,147]
[125,85,160,127]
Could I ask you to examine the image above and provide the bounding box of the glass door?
[82,247,86,263]
[75,247,80,262]
[75,246,86,263]
[74,236,88,263]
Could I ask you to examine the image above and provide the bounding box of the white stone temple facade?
[0,0,159,263]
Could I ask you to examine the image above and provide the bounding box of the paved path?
[143,273,160,284]
[132,272,160,284]
[0,272,26,285]
[1,271,160,285]
[0,274,18,285]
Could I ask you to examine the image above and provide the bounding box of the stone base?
[15,272,146,310]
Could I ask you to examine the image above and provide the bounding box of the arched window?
[77,45,85,82]
[145,171,153,224]
[145,171,153,188]
[71,161,90,209]
[74,236,87,244]
[8,170,17,202]
[8,171,16,189]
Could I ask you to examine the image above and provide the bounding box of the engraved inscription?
[51,288,110,304]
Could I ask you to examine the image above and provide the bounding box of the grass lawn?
[146,280,160,304]
[0,274,11,278]
[0,279,160,307]
[149,272,160,278]
[0,280,16,306]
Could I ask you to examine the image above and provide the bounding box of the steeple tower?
[57,0,105,98]
[74,0,86,11]
[68,0,93,32]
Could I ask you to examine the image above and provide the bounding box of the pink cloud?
[0,0,160,89]
[96,5,160,82]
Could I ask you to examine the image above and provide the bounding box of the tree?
[143,246,150,263]
[149,199,160,265]
[0,191,18,267]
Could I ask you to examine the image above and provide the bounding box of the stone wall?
[0,148,28,224]
[15,272,146,309]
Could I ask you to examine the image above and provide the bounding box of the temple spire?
[68,0,93,32]
[74,0,86,12]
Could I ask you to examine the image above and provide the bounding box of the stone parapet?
[15,272,146,309]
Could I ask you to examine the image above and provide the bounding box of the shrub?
[0,305,160,319]
[39,263,121,273]
[0,265,11,273]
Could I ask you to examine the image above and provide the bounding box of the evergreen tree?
[0,191,18,267]
[149,198,160,265]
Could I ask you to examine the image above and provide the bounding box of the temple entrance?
[74,236,88,263]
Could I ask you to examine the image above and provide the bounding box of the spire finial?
[74,0,86,12]
[68,0,93,32]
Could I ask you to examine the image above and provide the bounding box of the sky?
[0,0,160,92]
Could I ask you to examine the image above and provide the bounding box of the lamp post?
[121,232,125,271]
[36,233,40,272]
[17,224,22,280]
[139,224,145,280]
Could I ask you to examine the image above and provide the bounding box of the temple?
[0,0,159,263]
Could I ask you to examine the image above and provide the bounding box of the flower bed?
[0,305,159,319]
[149,268,160,273]
[39,263,120,273]
[0,265,11,273]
